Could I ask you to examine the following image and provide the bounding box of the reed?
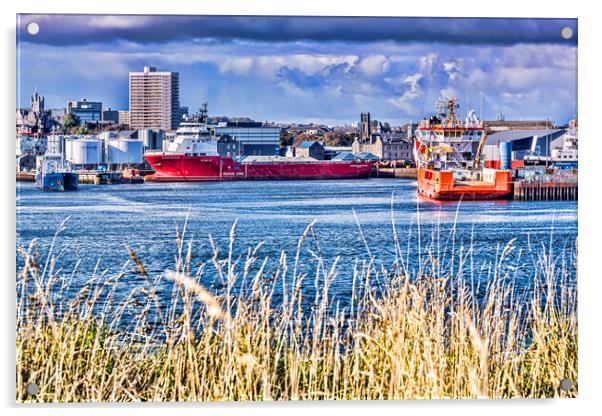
[15,219,577,402]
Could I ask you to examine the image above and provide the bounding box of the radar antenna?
[199,102,208,123]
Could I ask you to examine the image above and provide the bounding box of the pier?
[513,180,578,201]
[374,167,417,179]
[16,172,35,182]
[77,171,144,185]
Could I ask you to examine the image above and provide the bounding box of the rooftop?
[297,141,321,149]
[486,129,566,145]
[331,152,357,161]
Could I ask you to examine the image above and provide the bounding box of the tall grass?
[16,217,577,402]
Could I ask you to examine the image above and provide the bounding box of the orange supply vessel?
[414,97,512,200]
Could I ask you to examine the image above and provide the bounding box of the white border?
[2,0,600,414]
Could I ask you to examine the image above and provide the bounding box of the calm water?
[16,179,577,311]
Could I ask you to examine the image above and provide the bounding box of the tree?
[62,113,80,132]
[75,125,89,135]
[279,131,295,148]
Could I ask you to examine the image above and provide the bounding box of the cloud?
[17,15,578,46]
[88,16,152,29]
[16,34,577,124]
[388,73,423,114]
[217,57,254,76]
[358,55,389,77]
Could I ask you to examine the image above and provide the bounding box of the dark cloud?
[17,15,577,46]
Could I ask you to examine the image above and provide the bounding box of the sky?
[16,15,578,125]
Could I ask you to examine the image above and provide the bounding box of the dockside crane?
[473,130,487,169]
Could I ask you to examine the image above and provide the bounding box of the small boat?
[35,153,79,191]
[121,166,144,184]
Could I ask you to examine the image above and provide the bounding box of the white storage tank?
[139,129,164,150]
[107,139,143,164]
[67,138,102,165]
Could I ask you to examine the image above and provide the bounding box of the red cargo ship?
[143,111,372,182]
[414,97,513,200]
[144,154,372,182]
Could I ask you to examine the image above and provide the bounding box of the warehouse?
[484,129,566,161]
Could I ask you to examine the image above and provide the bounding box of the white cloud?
[88,16,152,29]
[17,38,577,123]
[217,57,254,76]
[358,55,389,77]
[389,73,423,114]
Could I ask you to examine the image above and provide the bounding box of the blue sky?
[16,15,577,125]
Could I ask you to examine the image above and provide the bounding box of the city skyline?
[17,15,577,125]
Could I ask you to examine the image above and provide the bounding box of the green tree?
[279,131,295,148]
[62,113,80,132]
[75,125,89,135]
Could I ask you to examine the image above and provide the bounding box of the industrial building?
[106,139,144,165]
[65,137,103,168]
[67,99,102,124]
[137,129,164,151]
[483,119,555,133]
[324,146,352,160]
[49,132,147,169]
[213,121,280,156]
[484,129,566,161]
[129,66,180,131]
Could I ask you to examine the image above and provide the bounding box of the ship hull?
[417,168,512,200]
[35,172,79,191]
[144,154,373,182]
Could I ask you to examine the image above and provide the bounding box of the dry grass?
[16,219,577,402]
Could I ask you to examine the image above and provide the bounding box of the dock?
[17,170,148,185]
[78,171,144,185]
[374,167,417,179]
[513,180,578,201]
[16,172,35,182]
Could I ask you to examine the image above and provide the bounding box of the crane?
[473,130,487,169]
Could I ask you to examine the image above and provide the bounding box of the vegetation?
[62,113,80,131]
[323,132,356,147]
[16,220,577,402]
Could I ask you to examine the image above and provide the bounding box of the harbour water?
[16,179,578,313]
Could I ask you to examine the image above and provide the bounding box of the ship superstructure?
[414,97,485,170]
[163,103,219,156]
[414,97,512,200]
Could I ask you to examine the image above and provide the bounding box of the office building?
[214,121,281,156]
[118,110,130,127]
[67,99,102,124]
[102,108,120,124]
[129,66,180,131]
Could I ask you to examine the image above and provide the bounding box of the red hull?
[144,154,373,182]
[417,168,513,200]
